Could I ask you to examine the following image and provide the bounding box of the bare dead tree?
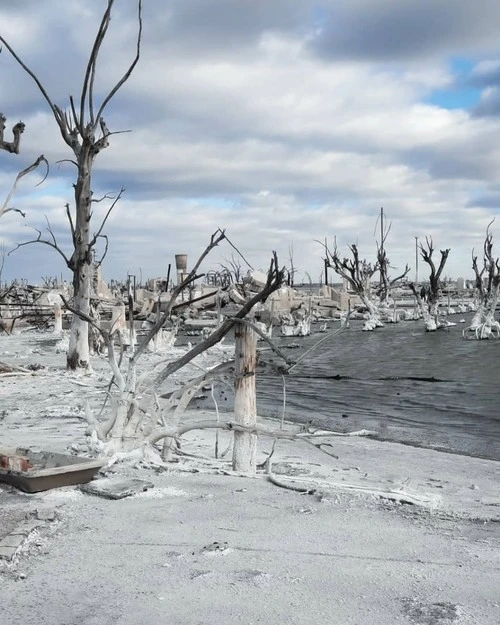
[220,253,243,284]
[471,232,490,314]
[466,222,500,338]
[0,0,143,371]
[287,244,297,288]
[323,241,381,330]
[65,231,287,460]
[376,245,410,304]
[374,214,410,305]
[325,243,376,296]
[409,237,450,331]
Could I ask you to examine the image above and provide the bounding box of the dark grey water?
[256,318,500,461]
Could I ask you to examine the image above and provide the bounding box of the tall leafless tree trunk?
[287,244,297,287]
[324,242,381,330]
[1,1,143,370]
[322,213,409,330]
[409,237,450,331]
[466,222,500,338]
[67,143,93,369]
[232,321,257,473]
[375,226,410,307]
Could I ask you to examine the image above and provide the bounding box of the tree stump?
[53,303,63,334]
[111,302,126,333]
[232,321,257,473]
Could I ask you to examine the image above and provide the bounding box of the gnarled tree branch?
[0,113,25,154]
[9,223,72,268]
[0,155,49,219]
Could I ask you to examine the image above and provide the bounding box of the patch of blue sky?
[425,57,480,110]
[465,188,500,210]
[426,88,480,110]
[27,179,70,200]
[311,4,328,29]
[190,196,235,209]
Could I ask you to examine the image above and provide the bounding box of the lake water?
[255,317,500,461]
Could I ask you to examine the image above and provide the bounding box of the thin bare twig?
[0,38,73,147]
[132,229,227,363]
[94,0,143,122]
[1,155,49,218]
[89,187,124,247]
[9,225,72,267]
[80,0,113,128]
[153,251,286,387]
[223,231,254,270]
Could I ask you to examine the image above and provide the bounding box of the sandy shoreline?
[1,331,499,624]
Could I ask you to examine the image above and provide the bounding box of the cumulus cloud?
[457,60,500,117]
[1,0,500,283]
[311,0,500,62]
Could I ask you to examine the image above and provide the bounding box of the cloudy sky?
[2,0,500,284]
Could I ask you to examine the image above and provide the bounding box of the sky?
[2,0,500,284]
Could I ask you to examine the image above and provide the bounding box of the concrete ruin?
[1,255,477,343]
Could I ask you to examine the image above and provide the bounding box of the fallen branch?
[147,419,376,447]
[0,371,38,378]
[0,360,32,374]
[268,472,315,493]
[266,473,441,507]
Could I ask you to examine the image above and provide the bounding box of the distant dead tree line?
[2,5,499,349]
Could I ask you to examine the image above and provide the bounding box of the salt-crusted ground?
[1,331,499,625]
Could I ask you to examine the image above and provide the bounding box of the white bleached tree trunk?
[0,1,143,371]
[232,321,258,473]
[475,283,500,338]
[324,243,381,331]
[53,303,63,334]
[409,238,450,332]
[67,147,93,369]
[359,293,383,331]
[465,223,500,339]
[469,305,484,331]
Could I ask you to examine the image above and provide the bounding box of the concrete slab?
[0,534,25,549]
[80,477,154,500]
[0,546,16,560]
[36,508,57,521]
[10,520,44,536]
